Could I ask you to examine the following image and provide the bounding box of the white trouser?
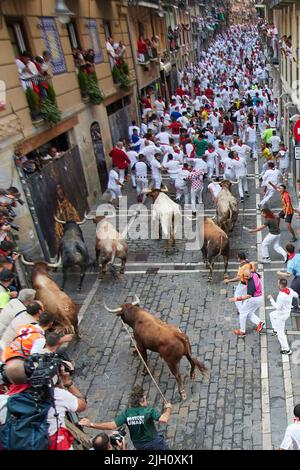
[262,233,286,260]
[239,296,262,332]
[152,175,162,190]
[136,177,148,195]
[131,173,136,187]
[238,176,248,198]
[247,141,257,158]
[119,169,125,184]
[269,310,290,351]
[175,185,189,205]
[191,187,203,212]
[223,135,232,144]
[234,282,247,313]
[207,163,215,178]
[260,188,275,207]
[108,186,122,200]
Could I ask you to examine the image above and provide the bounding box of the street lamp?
[55,0,75,25]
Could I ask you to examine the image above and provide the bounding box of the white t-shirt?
[135,161,148,178]
[163,160,181,177]
[108,169,119,189]
[141,145,160,164]
[278,150,289,170]
[246,126,256,142]
[128,126,140,138]
[156,132,170,145]
[269,135,281,152]
[151,159,161,178]
[47,388,78,437]
[280,422,300,450]
[126,150,138,168]
[262,168,282,187]
[205,150,218,166]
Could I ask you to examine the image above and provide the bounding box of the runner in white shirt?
[245,123,257,159]
[280,405,300,449]
[276,143,289,180]
[151,153,162,190]
[141,141,161,165]
[154,97,166,117]
[232,153,248,202]
[163,155,182,186]
[223,153,236,181]
[204,144,218,178]
[156,126,170,145]
[126,148,138,188]
[208,180,222,204]
[269,131,281,155]
[133,155,149,200]
[260,162,282,208]
[107,166,123,201]
[128,121,140,138]
[175,163,190,205]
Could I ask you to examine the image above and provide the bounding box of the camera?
[110,427,126,449]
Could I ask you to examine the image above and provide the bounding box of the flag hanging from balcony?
[40,17,67,75]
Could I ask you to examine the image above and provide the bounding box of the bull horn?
[103,302,122,313]
[229,180,239,185]
[84,212,96,220]
[47,255,62,269]
[132,295,140,306]
[160,186,169,193]
[54,216,66,225]
[20,254,34,267]
[76,217,87,226]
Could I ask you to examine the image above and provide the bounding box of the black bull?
[58,221,89,290]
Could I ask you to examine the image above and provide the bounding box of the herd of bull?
[20,184,238,399]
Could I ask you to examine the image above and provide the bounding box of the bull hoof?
[180,390,187,400]
[77,287,82,291]
[120,270,125,275]
[208,277,212,283]
[98,273,105,279]
[191,372,196,380]
[223,274,229,280]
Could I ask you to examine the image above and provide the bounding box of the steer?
[85,209,128,278]
[104,296,208,400]
[20,256,79,338]
[54,217,89,291]
[201,217,230,282]
[215,180,238,235]
[147,189,181,254]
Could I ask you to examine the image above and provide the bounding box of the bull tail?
[107,243,117,266]
[177,330,209,381]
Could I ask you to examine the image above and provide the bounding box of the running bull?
[20,256,80,338]
[104,296,208,400]
[215,180,238,235]
[85,208,128,278]
[146,189,181,254]
[201,217,230,282]
[54,217,89,291]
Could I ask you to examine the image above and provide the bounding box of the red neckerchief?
[234,156,239,161]
[280,288,290,295]
[219,145,225,150]
[208,149,214,153]
[288,253,296,260]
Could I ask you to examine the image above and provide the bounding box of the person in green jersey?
[79,384,172,450]
[263,124,273,144]
[193,133,208,158]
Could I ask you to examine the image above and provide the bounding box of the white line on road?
[77,278,100,326]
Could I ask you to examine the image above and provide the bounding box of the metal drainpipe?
[126,10,142,125]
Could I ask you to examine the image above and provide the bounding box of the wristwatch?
[90,423,94,428]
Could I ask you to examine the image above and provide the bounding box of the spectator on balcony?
[137,36,148,63]
[84,49,95,65]
[16,51,39,91]
[117,41,126,59]
[106,37,117,70]
[35,50,52,77]
[73,48,85,70]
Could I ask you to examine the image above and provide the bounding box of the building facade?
[0,0,229,259]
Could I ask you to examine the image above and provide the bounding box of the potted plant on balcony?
[77,67,90,102]
[25,87,41,122]
[40,86,62,125]
[87,71,104,105]
[112,59,131,90]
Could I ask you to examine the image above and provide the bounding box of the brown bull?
[201,217,230,282]
[104,296,208,400]
[21,256,79,338]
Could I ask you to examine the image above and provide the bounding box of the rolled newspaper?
[243,226,252,232]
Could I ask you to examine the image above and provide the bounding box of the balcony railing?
[23,76,61,125]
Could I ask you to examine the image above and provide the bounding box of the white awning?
[136,1,160,9]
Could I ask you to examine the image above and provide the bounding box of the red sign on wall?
[294,119,300,143]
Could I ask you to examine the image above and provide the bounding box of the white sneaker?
[262,257,271,263]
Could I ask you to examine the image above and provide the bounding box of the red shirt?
[176,87,184,97]
[169,122,181,135]
[137,39,147,54]
[223,120,234,136]
[205,88,214,99]
[109,148,130,170]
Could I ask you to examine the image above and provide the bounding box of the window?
[5,17,29,57]
[103,21,112,39]
[67,21,81,50]
[107,96,131,115]
[138,22,145,38]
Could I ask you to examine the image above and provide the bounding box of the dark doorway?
[90,122,108,193]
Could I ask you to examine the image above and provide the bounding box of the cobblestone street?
[63,158,300,450]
